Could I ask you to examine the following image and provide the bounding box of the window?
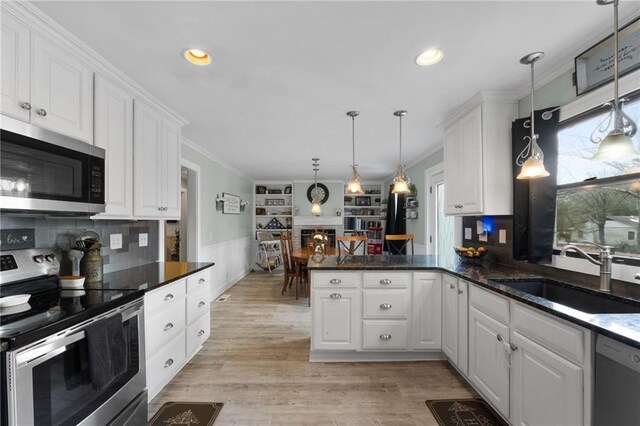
[555,92,640,259]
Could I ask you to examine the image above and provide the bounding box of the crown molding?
[439,90,519,130]
[3,1,188,126]
[181,137,254,182]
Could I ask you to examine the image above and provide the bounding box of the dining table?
[290,246,343,305]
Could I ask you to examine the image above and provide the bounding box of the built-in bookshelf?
[253,182,293,239]
[342,184,384,233]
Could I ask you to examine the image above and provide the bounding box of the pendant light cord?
[613,0,621,128]
[530,61,536,140]
[398,115,403,166]
[352,116,356,168]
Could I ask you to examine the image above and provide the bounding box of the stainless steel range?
[0,249,147,426]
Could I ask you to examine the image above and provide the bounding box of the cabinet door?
[457,106,483,214]
[133,100,163,217]
[441,274,458,360]
[93,75,133,217]
[1,14,30,121]
[31,34,93,143]
[443,124,460,215]
[162,119,181,218]
[468,306,510,418]
[312,290,360,351]
[511,331,583,426]
[457,280,469,375]
[411,273,442,350]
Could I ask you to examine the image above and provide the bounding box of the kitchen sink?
[488,278,640,314]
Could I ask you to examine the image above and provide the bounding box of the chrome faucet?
[560,242,614,292]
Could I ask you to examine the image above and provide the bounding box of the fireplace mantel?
[293,216,343,226]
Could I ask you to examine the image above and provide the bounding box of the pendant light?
[311,158,322,215]
[516,52,550,179]
[346,111,364,194]
[392,110,411,194]
[591,0,639,160]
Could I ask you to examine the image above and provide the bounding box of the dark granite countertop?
[307,255,640,349]
[0,262,214,352]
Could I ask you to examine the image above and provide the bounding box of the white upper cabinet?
[133,100,181,219]
[443,92,517,216]
[1,13,93,143]
[1,14,30,122]
[31,34,93,142]
[93,75,133,218]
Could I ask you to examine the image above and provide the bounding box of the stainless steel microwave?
[0,116,105,215]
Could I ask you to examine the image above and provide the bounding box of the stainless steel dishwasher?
[594,334,640,426]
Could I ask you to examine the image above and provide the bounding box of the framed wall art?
[222,193,241,214]
[575,16,640,96]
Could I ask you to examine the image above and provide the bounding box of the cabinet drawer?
[469,284,509,324]
[362,320,408,350]
[312,272,361,289]
[512,302,585,365]
[187,268,212,293]
[363,289,409,319]
[147,331,186,398]
[187,311,211,356]
[145,300,186,358]
[363,272,410,289]
[186,288,210,325]
[145,279,186,316]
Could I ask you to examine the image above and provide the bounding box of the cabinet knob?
[36,108,47,116]
[379,303,392,310]
[329,278,342,284]
[198,301,206,308]
[164,322,174,331]
[198,278,206,284]
[329,293,342,299]
[379,279,392,285]
[158,207,163,211]
[164,293,174,301]
[449,283,456,289]
[496,334,503,342]
[198,329,205,337]
[379,334,392,341]
[510,343,518,352]
[164,358,174,368]
[20,102,31,110]
[458,290,464,294]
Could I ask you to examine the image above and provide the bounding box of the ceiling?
[33,1,640,182]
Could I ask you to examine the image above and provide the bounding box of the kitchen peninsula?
[307,254,640,426]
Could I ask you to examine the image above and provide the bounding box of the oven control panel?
[0,249,60,285]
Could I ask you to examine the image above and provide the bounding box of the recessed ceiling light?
[183,48,212,66]
[415,48,444,66]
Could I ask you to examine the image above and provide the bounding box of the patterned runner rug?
[426,399,508,426]
[149,402,223,426]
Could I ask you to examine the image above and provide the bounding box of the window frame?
[553,89,640,267]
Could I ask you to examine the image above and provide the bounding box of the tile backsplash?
[0,216,158,274]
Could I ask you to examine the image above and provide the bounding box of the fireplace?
[301,229,336,249]
[292,216,344,249]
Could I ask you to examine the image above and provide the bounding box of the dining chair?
[336,234,368,255]
[279,231,297,295]
[384,234,415,255]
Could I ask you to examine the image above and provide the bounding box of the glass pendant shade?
[592,132,640,160]
[391,110,410,194]
[347,173,363,194]
[311,201,322,215]
[516,155,550,179]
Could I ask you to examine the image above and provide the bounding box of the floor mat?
[149,402,223,426]
[426,399,508,426]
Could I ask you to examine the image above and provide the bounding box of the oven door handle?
[16,330,86,366]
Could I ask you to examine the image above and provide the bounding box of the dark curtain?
[385,185,407,254]
[512,107,560,263]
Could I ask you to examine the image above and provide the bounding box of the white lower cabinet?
[468,306,511,418]
[441,274,468,374]
[468,284,591,426]
[411,272,442,350]
[510,331,583,426]
[363,320,408,350]
[145,266,214,400]
[312,289,360,351]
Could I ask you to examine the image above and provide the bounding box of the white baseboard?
[199,236,252,299]
[309,350,446,362]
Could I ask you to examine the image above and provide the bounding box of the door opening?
[426,166,458,264]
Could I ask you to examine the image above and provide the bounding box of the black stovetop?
[0,275,142,351]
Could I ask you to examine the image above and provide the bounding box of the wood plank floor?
[148,271,476,425]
